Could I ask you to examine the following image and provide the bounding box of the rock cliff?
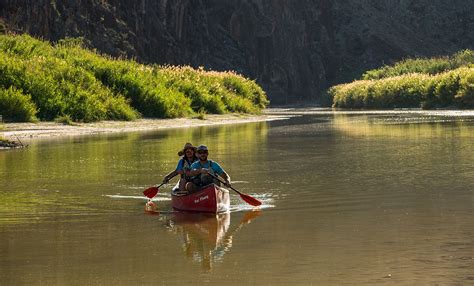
[1,0,473,104]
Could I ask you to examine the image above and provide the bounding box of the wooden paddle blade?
[143,187,159,198]
[240,193,262,206]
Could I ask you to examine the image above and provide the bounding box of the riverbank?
[330,50,474,109]
[0,113,287,141]
[0,34,268,123]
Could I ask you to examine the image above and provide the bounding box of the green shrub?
[0,34,53,58]
[454,68,474,108]
[332,68,474,109]
[55,115,74,125]
[332,49,474,109]
[0,51,138,122]
[169,79,225,114]
[0,34,268,122]
[362,49,474,80]
[452,50,474,68]
[432,73,460,107]
[192,110,207,120]
[0,86,37,122]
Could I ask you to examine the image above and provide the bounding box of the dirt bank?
[0,114,288,141]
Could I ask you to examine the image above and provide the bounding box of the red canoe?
[171,184,230,213]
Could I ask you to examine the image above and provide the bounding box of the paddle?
[208,173,262,206]
[143,181,166,199]
[143,172,180,199]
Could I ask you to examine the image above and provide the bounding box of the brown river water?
[1,109,473,285]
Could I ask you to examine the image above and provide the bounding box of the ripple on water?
[104,194,171,202]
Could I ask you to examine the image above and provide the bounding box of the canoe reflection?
[165,211,261,271]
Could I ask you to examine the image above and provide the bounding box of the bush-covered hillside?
[0,34,268,122]
[330,50,474,109]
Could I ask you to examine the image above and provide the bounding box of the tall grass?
[0,34,268,122]
[362,50,474,80]
[330,49,474,109]
[331,67,474,109]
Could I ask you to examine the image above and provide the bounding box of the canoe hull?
[171,184,230,213]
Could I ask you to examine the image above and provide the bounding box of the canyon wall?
[1,0,473,104]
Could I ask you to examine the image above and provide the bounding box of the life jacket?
[181,157,196,180]
[196,160,218,186]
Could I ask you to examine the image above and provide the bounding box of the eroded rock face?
[1,0,473,104]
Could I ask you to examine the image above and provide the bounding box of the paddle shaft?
[155,181,166,189]
[208,173,237,192]
[207,173,262,207]
[151,179,170,192]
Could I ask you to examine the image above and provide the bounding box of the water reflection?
[0,121,268,225]
[2,110,474,284]
[163,211,261,271]
[332,113,474,138]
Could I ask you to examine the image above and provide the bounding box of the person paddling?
[163,143,198,192]
[186,145,231,193]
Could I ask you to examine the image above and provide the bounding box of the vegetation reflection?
[332,113,474,138]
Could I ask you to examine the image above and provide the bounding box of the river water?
[1,109,473,285]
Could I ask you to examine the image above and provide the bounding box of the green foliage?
[0,34,268,122]
[425,68,474,109]
[56,37,87,49]
[455,70,474,107]
[160,66,267,115]
[0,86,38,122]
[0,33,53,58]
[90,61,192,118]
[222,75,269,110]
[331,67,474,109]
[0,35,139,122]
[54,115,74,125]
[192,110,207,120]
[0,50,138,122]
[362,50,474,80]
[331,49,474,109]
[171,80,224,114]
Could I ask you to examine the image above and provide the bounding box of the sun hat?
[177,142,197,156]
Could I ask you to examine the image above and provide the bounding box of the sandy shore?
[0,114,288,141]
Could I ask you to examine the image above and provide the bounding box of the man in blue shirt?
[186,145,231,193]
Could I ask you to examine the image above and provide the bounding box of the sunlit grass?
[331,68,474,109]
[330,50,474,109]
[0,34,268,122]
[362,49,474,80]
[54,115,76,125]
